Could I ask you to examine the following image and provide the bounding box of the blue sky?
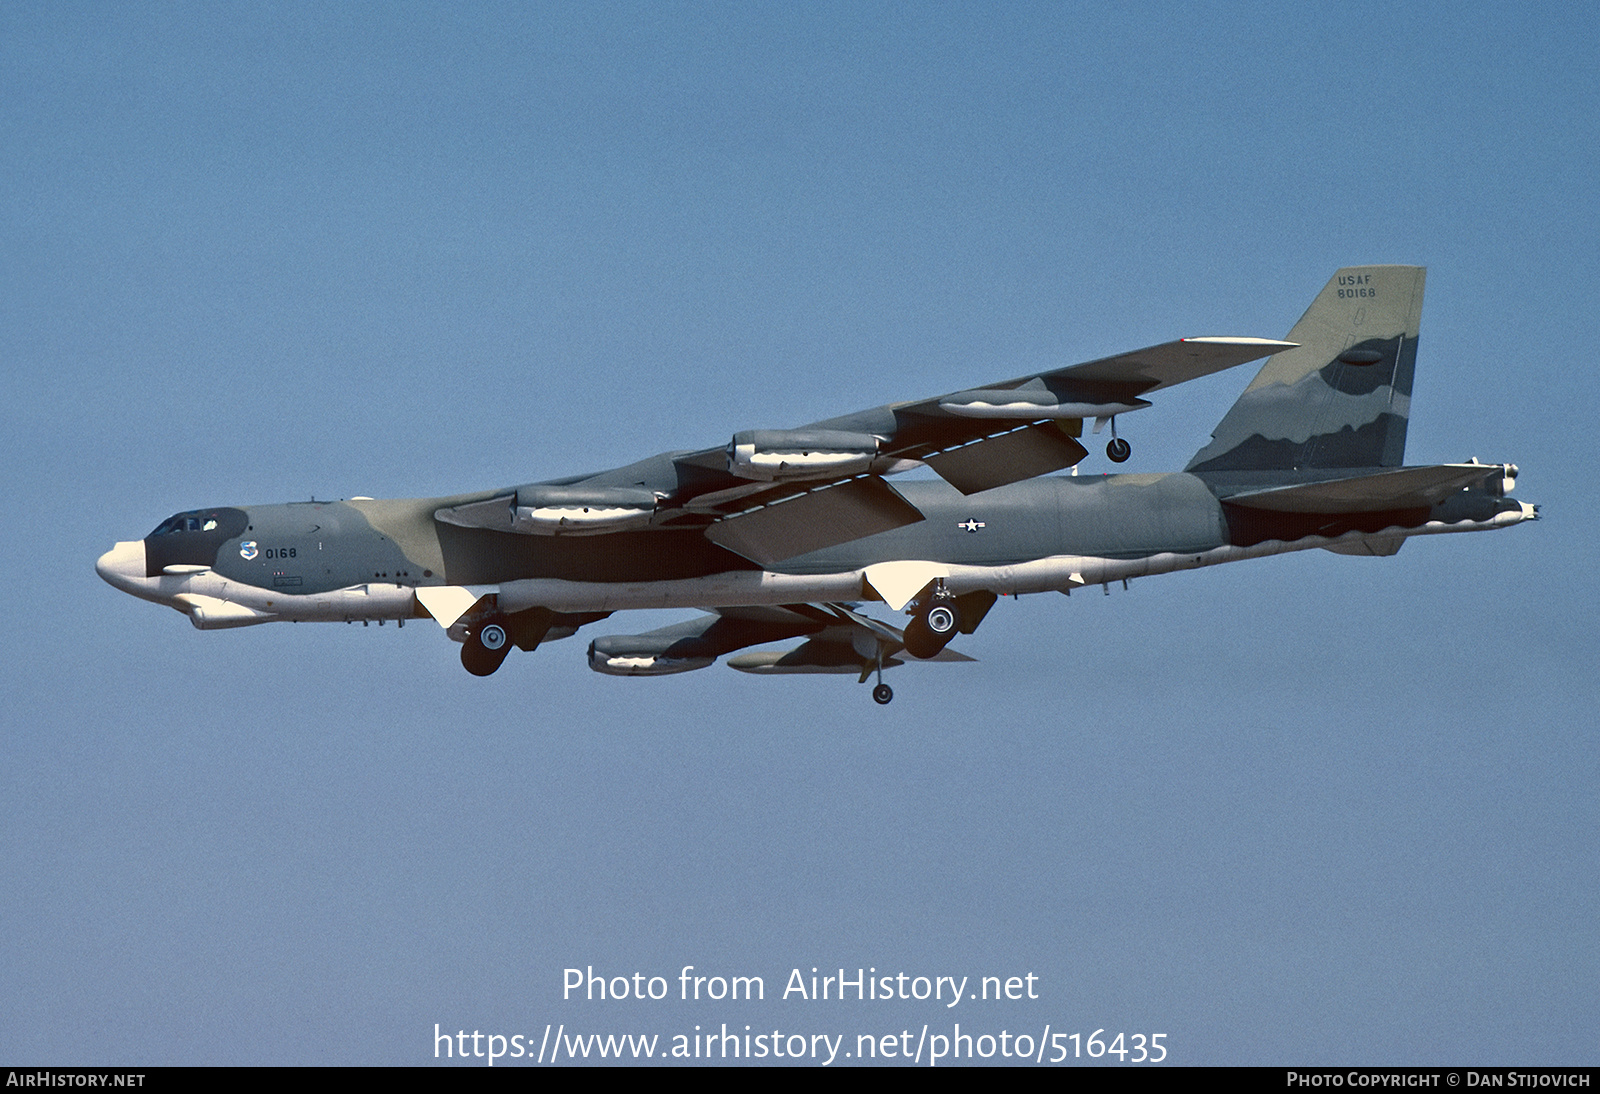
[2,1,1595,1065]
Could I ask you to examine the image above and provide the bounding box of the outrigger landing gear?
[1105,416,1131,463]
[870,646,893,705]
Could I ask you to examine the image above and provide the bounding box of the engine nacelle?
[587,635,715,676]
[515,485,658,534]
[1491,463,1518,497]
[727,429,880,482]
[435,486,658,536]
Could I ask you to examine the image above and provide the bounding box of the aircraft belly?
[210,580,419,621]
[435,523,756,585]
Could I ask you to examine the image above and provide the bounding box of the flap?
[924,423,1089,495]
[704,476,924,566]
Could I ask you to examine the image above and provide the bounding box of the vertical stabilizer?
[1187,266,1425,472]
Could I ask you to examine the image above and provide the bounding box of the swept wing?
[438,336,1294,567]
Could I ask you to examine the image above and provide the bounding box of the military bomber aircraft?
[97,266,1536,703]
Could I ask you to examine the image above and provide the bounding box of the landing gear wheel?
[872,683,894,705]
[1106,437,1131,463]
[461,618,513,677]
[903,600,960,659]
[925,602,960,637]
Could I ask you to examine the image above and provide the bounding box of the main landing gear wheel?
[461,619,512,677]
[1106,436,1131,463]
[925,602,958,637]
[873,683,894,705]
[902,600,962,659]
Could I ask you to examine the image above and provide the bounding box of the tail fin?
[1187,266,1425,473]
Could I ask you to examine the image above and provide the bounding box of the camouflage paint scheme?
[97,267,1536,703]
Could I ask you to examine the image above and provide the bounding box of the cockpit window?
[142,507,250,577]
[147,509,247,539]
[150,513,208,536]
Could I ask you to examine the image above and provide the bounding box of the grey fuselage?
[98,466,1527,627]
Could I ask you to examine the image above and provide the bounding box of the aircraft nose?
[96,540,147,590]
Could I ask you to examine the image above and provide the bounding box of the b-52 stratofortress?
[98,266,1536,703]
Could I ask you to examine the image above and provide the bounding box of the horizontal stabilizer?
[1224,464,1503,514]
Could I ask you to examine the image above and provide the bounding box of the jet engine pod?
[513,485,659,535]
[1493,463,1518,497]
[587,635,715,676]
[728,429,880,482]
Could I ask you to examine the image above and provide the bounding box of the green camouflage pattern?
[1188,266,1424,473]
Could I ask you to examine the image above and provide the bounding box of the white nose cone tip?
[96,540,147,590]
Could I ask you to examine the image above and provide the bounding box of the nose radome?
[96,540,147,588]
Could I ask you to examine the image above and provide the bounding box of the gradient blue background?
[3,1,1594,1065]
